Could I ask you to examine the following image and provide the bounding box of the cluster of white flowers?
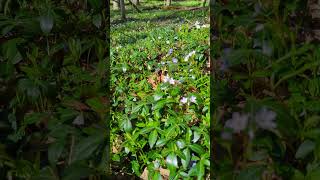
[163,75,176,85]
[180,95,197,105]
[184,50,196,62]
[221,107,277,140]
[194,21,209,29]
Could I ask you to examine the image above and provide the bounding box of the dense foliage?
[0,0,109,179]
[212,0,320,179]
[111,1,210,179]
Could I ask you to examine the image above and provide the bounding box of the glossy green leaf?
[149,129,158,149]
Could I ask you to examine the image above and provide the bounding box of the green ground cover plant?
[111,1,210,179]
[0,0,108,179]
[212,0,320,179]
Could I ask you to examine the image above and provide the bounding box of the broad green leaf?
[131,160,141,176]
[188,144,205,155]
[306,168,320,180]
[31,166,58,180]
[39,16,53,34]
[92,14,101,28]
[48,139,65,165]
[122,118,132,132]
[197,159,205,180]
[192,131,201,143]
[176,139,186,149]
[86,97,106,113]
[166,153,178,168]
[71,133,105,163]
[149,130,158,149]
[153,171,163,180]
[156,138,168,147]
[181,148,190,169]
[62,163,94,180]
[236,166,264,180]
[295,140,315,159]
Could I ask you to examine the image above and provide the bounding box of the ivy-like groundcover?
[111,1,210,179]
[0,0,109,179]
[212,0,320,179]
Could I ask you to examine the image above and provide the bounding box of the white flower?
[122,67,127,72]
[180,97,188,104]
[254,107,277,130]
[194,21,201,29]
[133,97,137,102]
[224,112,249,133]
[191,75,195,79]
[161,61,166,65]
[184,50,196,62]
[154,95,162,101]
[158,36,162,39]
[163,75,170,83]
[202,24,209,28]
[172,58,178,63]
[166,40,170,44]
[73,114,84,125]
[190,96,197,103]
[255,24,264,32]
[169,78,175,85]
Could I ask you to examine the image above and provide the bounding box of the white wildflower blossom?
[194,21,201,29]
[169,77,175,85]
[184,50,196,62]
[180,97,188,104]
[72,114,84,125]
[122,67,127,72]
[224,112,249,133]
[163,75,170,83]
[254,107,277,130]
[255,24,264,32]
[172,58,178,63]
[190,96,197,103]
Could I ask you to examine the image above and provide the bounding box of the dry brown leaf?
[140,167,148,180]
[148,75,157,90]
[63,100,90,111]
[147,70,164,90]
[140,167,170,180]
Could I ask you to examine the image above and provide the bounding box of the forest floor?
[110,1,210,179]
